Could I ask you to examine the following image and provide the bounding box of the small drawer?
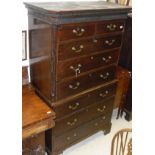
[58,38,94,61]
[58,23,95,41]
[52,114,111,151]
[53,82,117,118]
[57,49,119,80]
[93,35,122,51]
[53,97,114,136]
[56,66,116,99]
[96,20,125,34]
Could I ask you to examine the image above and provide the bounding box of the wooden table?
[22,84,55,139]
[22,85,55,154]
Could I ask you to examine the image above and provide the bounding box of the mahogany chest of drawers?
[24,1,131,155]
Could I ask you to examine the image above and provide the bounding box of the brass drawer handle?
[72,27,85,36]
[67,118,77,126]
[102,116,106,120]
[69,82,80,90]
[106,24,117,31]
[67,133,77,141]
[68,102,80,110]
[72,45,84,53]
[102,56,112,62]
[99,90,109,98]
[100,72,110,80]
[97,105,106,112]
[105,39,115,46]
[70,64,82,77]
[93,39,98,43]
[94,122,99,126]
[120,25,124,29]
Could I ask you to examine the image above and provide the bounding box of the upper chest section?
[24,1,131,25]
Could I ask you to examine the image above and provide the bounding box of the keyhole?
[75,68,80,77]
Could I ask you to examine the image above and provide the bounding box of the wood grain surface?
[22,85,55,139]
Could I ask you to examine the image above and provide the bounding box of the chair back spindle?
[111,128,132,155]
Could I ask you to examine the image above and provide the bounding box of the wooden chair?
[111,128,132,155]
[114,67,132,120]
[107,0,130,6]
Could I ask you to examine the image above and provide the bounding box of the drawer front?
[93,35,122,52]
[58,23,95,41]
[53,82,117,118]
[53,114,112,151]
[96,20,125,34]
[57,66,116,99]
[58,35,121,61]
[57,49,119,80]
[53,97,114,136]
[58,38,94,61]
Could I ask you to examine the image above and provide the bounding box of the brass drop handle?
[102,116,106,120]
[99,90,109,98]
[72,45,84,53]
[67,133,77,141]
[100,72,110,80]
[94,122,99,126]
[93,39,98,43]
[102,56,112,62]
[107,24,117,31]
[70,64,82,77]
[105,39,115,46]
[72,27,85,36]
[120,25,124,30]
[69,82,80,90]
[67,118,77,126]
[97,105,106,112]
[68,102,80,110]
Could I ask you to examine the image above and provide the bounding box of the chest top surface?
[24,1,131,13]
[24,1,131,24]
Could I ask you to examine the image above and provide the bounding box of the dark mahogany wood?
[58,23,95,41]
[52,116,112,153]
[57,49,119,80]
[57,66,116,99]
[119,15,132,70]
[96,20,125,34]
[58,34,122,64]
[24,1,131,154]
[53,97,114,136]
[53,82,117,119]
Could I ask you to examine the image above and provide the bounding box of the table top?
[22,85,55,139]
[24,1,131,13]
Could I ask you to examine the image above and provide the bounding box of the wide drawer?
[96,20,125,34]
[58,23,95,41]
[57,49,119,80]
[56,66,116,99]
[58,35,122,61]
[52,114,112,151]
[53,82,117,118]
[53,97,114,136]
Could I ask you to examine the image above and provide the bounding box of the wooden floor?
[60,109,132,155]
